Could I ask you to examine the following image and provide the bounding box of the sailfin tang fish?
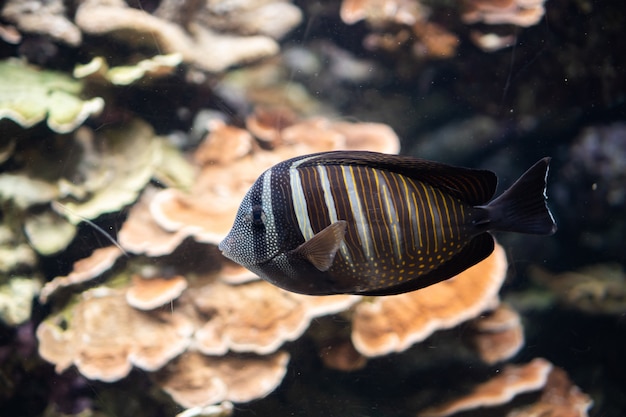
[219,151,556,296]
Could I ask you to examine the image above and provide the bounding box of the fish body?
[219,151,556,295]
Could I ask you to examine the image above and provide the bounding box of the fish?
[219,151,557,296]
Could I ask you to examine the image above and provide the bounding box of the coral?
[1,0,81,46]
[351,242,506,356]
[420,359,592,417]
[0,59,104,133]
[73,54,183,86]
[73,0,300,73]
[117,186,194,257]
[461,0,547,51]
[54,119,168,223]
[23,209,76,256]
[508,367,593,417]
[155,351,289,408]
[176,402,234,417]
[126,275,188,311]
[461,0,547,27]
[529,263,626,315]
[340,0,427,26]
[39,246,124,303]
[420,358,554,417]
[340,0,460,59]
[470,304,524,365]
[0,223,37,274]
[0,277,41,326]
[138,116,399,248]
[191,278,359,355]
[37,286,194,382]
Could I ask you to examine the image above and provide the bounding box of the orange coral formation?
[37,287,193,382]
[340,0,426,26]
[471,304,524,364]
[340,0,460,59]
[191,278,359,355]
[319,339,368,372]
[73,0,301,73]
[420,358,554,417]
[508,367,593,417]
[147,117,400,247]
[156,351,290,408]
[351,242,507,356]
[462,0,546,27]
[530,263,626,314]
[39,246,123,303]
[126,274,188,310]
[117,186,192,257]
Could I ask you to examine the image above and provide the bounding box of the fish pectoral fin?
[293,220,347,271]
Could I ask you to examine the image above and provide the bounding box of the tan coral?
[74,54,183,85]
[191,278,359,355]
[74,0,300,73]
[117,187,193,257]
[508,367,593,417]
[352,242,507,357]
[37,287,193,382]
[1,0,82,46]
[470,304,524,364]
[126,274,188,310]
[412,22,460,59]
[419,358,554,417]
[245,106,299,146]
[340,0,427,26]
[218,260,259,285]
[39,246,123,303]
[194,120,255,165]
[462,0,546,27]
[148,117,400,246]
[319,339,368,372]
[155,350,289,408]
[529,263,626,314]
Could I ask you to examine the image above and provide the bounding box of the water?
[0,0,625,416]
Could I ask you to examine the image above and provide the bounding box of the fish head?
[219,171,281,268]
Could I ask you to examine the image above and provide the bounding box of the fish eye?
[248,205,266,228]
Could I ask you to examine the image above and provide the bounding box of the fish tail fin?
[480,158,557,235]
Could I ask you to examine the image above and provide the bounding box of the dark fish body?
[219,151,556,296]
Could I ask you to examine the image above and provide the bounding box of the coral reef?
[420,358,592,417]
[1,0,623,415]
[0,59,103,133]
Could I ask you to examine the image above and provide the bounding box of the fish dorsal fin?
[293,220,347,271]
[294,151,497,205]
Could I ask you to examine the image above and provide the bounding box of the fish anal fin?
[293,220,347,271]
[363,233,495,296]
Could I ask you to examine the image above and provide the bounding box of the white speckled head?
[218,169,280,267]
